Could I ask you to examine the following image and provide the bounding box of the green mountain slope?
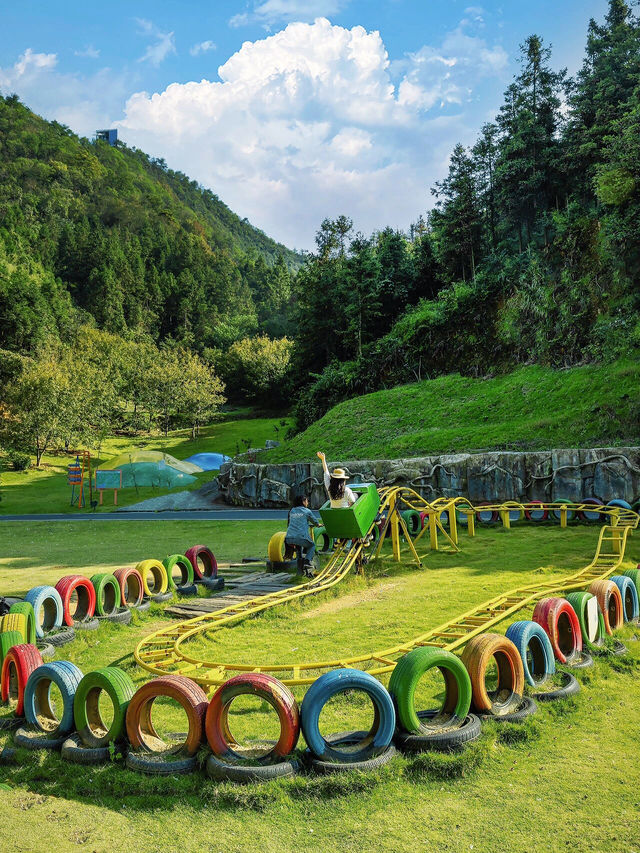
[0,94,301,353]
[265,361,640,461]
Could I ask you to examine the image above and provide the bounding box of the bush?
[6,450,31,471]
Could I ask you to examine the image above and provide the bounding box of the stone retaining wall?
[217,447,640,509]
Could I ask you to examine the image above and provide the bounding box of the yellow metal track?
[134,493,638,689]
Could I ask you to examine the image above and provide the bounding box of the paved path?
[0,509,289,522]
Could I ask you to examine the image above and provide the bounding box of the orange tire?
[125,675,208,755]
[461,633,524,715]
[113,568,144,607]
[532,597,582,663]
[589,580,623,635]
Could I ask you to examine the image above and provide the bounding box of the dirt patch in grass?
[300,582,401,618]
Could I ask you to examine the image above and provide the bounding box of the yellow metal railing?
[134,493,638,689]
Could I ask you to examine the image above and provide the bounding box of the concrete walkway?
[0,509,289,522]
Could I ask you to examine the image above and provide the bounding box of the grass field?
[0,410,291,516]
[265,360,640,462]
[0,518,639,852]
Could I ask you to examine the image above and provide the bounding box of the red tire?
[1,643,43,716]
[589,580,623,635]
[524,502,548,522]
[206,673,300,763]
[185,545,218,580]
[113,568,144,607]
[55,575,96,626]
[125,675,208,756]
[532,597,582,663]
[475,503,499,524]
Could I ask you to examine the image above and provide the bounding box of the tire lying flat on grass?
[307,731,397,774]
[532,671,580,702]
[394,712,481,753]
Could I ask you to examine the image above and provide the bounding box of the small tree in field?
[2,351,74,466]
[178,350,225,439]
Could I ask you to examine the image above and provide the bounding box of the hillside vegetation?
[266,360,640,461]
[0,95,300,355]
[292,2,640,428]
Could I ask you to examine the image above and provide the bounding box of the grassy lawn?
[265,360,640,462]
[0,519,638,852]
[0,410,292,516]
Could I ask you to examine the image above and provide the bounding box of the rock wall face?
[217,447,640,508]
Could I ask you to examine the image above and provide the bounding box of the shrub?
[6,450,30,471]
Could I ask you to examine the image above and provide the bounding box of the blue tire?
[611,575,639,622]
[301,669,396,762]
[24,660,84,736]
[607,499,633,511]
[505,620,555,688]
[24,586,63,639]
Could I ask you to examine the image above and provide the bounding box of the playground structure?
[95,469,122,506]
[134,489,639,688]
[0,487,638,780]
[67,451,92,508]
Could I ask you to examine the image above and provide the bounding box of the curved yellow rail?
[134,493,638,689]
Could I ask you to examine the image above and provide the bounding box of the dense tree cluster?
[293,1,640,428]
[0,330,225,464]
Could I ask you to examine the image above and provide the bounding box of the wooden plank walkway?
[165,571,297,619]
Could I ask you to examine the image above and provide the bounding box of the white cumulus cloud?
[117,17,506,247]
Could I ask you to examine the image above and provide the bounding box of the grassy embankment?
[0,519,638,852]
[0,410,291,515]
[266,360,640,462]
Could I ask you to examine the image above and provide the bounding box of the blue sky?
[0,0,611,248]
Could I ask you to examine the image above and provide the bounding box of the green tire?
[565,591,605,650]
[90,574,121,616]
[401,510,421,537]
[0,631,24,667]
[73,666,136,748]
[389,647,472,734]
[9,602,37,645]
[162,555,194,590]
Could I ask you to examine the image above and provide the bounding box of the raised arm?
[317,451,330,492]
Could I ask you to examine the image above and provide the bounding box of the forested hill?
[293,1,640,429]
[0,95,301,353]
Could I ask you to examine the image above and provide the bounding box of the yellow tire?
[268,532,294,563]
[135,559,169,596]
[0,613,27,643]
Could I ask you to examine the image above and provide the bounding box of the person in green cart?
[317,451,357,508]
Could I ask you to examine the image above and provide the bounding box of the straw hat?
[330,468,349,479]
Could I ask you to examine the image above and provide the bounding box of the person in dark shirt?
[285,495,320,576]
